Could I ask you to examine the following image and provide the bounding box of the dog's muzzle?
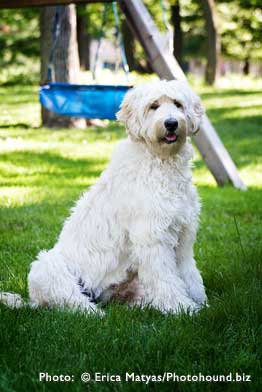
[162,118,178,144]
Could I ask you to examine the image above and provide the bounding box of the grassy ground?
[0,78,261,391]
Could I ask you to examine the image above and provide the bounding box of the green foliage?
[144,0,169,31]
[0,78,262,391]
[218,1,262,60]
[180,0,206,59]
[163,0,262,61]
[0,59,39,86]
[83,3,115,39]
[0,8,39,65]
[82,0,167,36]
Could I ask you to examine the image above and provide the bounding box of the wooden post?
[0,0,113,7]
[119,0,246,190]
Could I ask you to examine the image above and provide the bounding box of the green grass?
[0,78,262,391]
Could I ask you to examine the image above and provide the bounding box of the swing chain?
[47,5,62,83]
[92,1,130,83]
[92,3,109,81]
[112,2,129,81]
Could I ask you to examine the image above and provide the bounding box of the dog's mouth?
[162,132,178,144]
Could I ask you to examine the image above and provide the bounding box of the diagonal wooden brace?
[119,0,246,190]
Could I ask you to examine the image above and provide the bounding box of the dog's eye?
[174,100,183,109]
[150,102,159,110]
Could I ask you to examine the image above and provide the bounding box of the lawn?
[0,78,261,392]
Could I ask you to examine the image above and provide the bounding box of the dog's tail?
[0,292,26,309]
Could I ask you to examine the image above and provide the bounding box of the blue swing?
[39,3,130,120]
[40,83,129,120]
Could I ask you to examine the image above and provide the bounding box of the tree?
[167,0,207,72]
[77,5,90,70]
[40,5,85,128]
[200,0,220,85]
[218,0,262,74]
[170,0,183,67]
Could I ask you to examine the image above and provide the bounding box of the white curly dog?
[1,80,207,314]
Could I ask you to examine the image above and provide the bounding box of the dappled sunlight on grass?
[192,167,217,187]
[0,149,106,195]
[239,164,262,188]
[197,82,262,187]
[0,86,40,128]
[1,77,261,189]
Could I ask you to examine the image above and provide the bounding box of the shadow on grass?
[0,85,38,95]
[0,150,107,187]
[0,123,31,129]
[0,122,125,141]
[0,99,39,106]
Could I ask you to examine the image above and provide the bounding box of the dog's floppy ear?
[116,88,133,123]
[116,88,141,140]
[186,93,205,135]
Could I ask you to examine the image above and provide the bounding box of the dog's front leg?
[133,243,198,314]
[176,228,207,306]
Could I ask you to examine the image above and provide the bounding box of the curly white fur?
[1,80,207,314]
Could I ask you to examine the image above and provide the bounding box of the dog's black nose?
[164,118,178,132]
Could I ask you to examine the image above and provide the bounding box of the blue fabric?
[39,83,130,120]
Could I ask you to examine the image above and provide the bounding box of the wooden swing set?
[0,0,246,190]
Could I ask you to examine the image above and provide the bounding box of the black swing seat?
[40,82,130,120]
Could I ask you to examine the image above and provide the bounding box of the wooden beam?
[0,0,112,8]
[120,0,246,190]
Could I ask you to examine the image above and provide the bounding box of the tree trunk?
[77,10,90,70]
[171,1,183,68]
[40,5,85,128]
[121,18,136,71]
[200,0,220,85]
[243,57,250,75]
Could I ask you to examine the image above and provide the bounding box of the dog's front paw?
[92,307,105,317]
[149,296,199,315]
[182,272,207,307]
[68,298,105,317]
[186,283,207,307]
[169,299,200,315]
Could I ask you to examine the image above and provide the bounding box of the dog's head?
[117,80,204,159]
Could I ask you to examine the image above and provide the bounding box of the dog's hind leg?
[28,248,101,314]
